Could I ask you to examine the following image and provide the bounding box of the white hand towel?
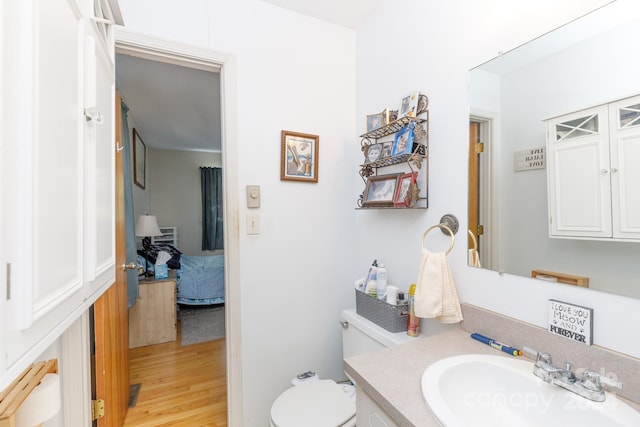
[414,249,463,324]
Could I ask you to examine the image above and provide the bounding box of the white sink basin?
[421,354,640,427]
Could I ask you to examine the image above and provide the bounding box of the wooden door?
[468,122,480,253]
[93,92,129,426]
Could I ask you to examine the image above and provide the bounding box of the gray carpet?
[179,305,225,346]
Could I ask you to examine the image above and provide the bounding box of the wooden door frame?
[470,113,498,270]
[113,28,243,426]
[59,30,242,426]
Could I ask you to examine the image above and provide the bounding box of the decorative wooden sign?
[514,146,545,171]
[548,299,593,345]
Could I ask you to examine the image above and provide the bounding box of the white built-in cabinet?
[0,0,120,388]
[546,94,640,241]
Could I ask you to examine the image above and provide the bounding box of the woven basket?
[355,289,408,333]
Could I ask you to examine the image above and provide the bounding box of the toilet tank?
[341,309,415,359]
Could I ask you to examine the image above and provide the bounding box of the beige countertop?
[344,328,511,426]
[344,327,640,426]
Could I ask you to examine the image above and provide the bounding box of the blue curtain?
[201,167,224,250]
[122,101,139,307]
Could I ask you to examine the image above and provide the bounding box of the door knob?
[121,262,138,271]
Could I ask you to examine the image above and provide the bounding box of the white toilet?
[269,308,415,427]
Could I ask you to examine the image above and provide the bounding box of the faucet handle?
[537,352,553,365]
[598,374,623,390]
[581,370,623,391]
[522,346,540,359]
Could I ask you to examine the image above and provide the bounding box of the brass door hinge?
[475,142,484,154]
[92,399,105,421]
[477,225,484,236]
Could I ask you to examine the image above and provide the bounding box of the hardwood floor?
[123,320,227,426]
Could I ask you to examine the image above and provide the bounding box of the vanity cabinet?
[355,385,400,427]
[0,0,120,387]
[546,94,640,241]
[358,113,429,209]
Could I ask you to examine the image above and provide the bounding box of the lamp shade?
[135,214,163,237]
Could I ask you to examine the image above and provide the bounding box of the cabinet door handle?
[600,169,609,174]
[122,262,138,271]
[611,168,618,173]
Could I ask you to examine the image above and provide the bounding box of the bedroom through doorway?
[114,32,231,423]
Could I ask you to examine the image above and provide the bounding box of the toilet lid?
[271,380,356,427]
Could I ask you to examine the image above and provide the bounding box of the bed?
[138,243,225,306]
[176,254,225,305]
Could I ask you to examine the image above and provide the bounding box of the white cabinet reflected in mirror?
[468,0,640,299]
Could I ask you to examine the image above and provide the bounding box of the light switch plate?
[246,214,260,235]
[246,185,260,208]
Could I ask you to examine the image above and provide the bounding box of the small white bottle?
[376,263,387,300]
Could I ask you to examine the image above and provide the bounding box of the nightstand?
[128,272,177,348]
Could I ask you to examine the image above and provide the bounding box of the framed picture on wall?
[133,128,146,189]
[280,130,319,183]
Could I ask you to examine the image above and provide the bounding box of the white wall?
[148,148,221,255]
[115,0,640,424]
[357,0,640,363]
[118,1,357,425]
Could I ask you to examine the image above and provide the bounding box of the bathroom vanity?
[346,327,500,426]
[344,304,640,426]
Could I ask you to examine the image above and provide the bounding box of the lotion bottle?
[407,284,420,336]
[376,263,387,300]
[364,260,378,297]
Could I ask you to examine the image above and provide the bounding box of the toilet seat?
[270,380,356,427]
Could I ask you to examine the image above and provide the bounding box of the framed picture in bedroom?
[133,128,146,189]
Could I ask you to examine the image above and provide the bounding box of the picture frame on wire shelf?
[398,90,419,119]
[362,174,400,207]
[394,172,417,207]
[281,130,319,183]
[364,143,384,163]
[392,125,414,156]
[381,141,393,158]
[366,112,385,132]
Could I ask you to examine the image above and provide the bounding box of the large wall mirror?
[468,0,640,299]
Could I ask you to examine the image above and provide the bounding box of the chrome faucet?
[528,349,622,402]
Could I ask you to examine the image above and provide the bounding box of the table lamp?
[135,214,163,277]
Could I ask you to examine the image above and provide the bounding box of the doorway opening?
[112,29,242,425]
